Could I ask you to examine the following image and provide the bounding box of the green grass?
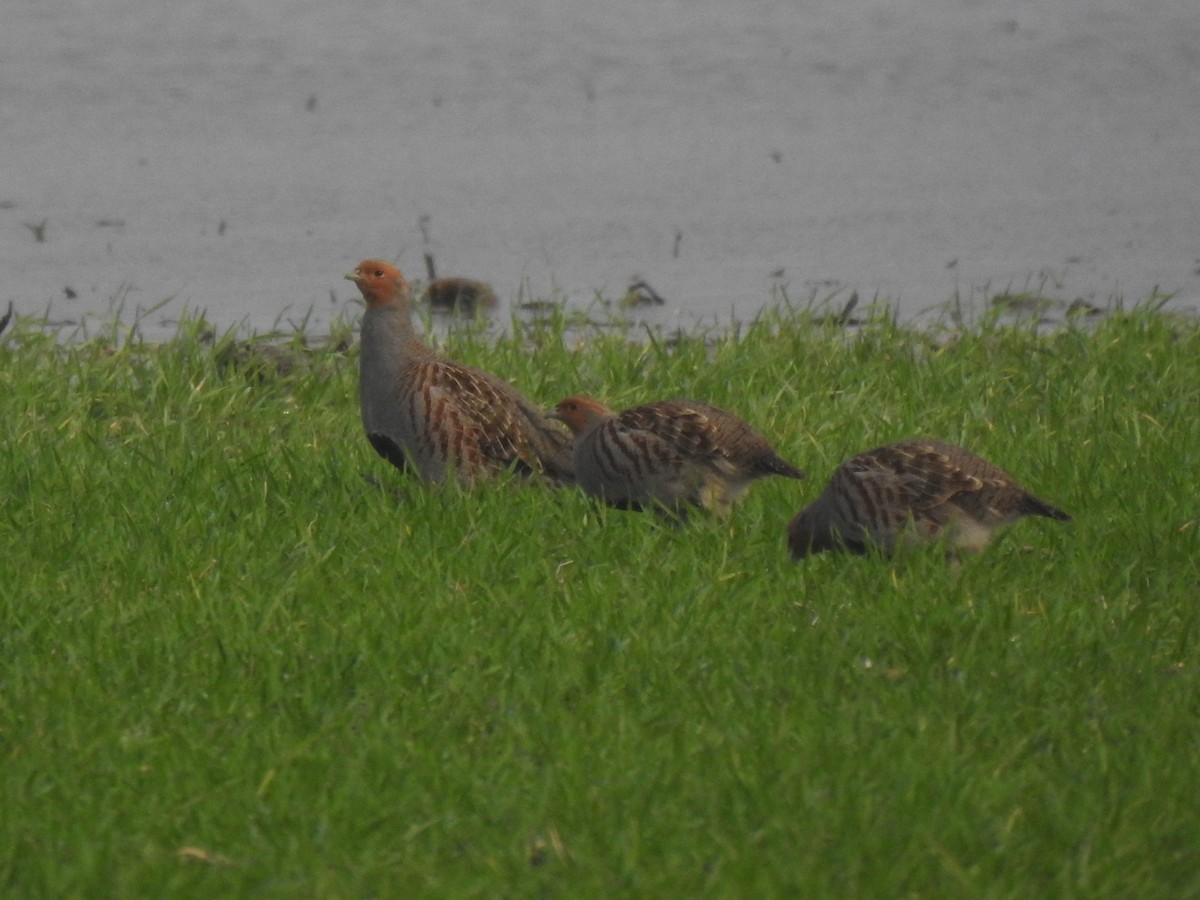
[1,299,1198,897]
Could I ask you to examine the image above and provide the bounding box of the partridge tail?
[1022,494,1072,522]
[761,455,806,481]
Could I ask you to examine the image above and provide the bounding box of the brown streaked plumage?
[787,439,1071,558]
[346,259,573,484]
[551,395,805,518]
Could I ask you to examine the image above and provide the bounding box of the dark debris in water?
[620,279,666,308]
[812,291,861,327]
[990,292,1111,326]
[24,219,48,243]
[515,299,560,314]
[1066,298,1104,318]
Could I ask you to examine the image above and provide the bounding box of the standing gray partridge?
[551,395,805,517]
[787,439,1071,558]
[347,259,574,484]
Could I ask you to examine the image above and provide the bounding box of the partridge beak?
[545,408,564,423]
[344,272,359,282]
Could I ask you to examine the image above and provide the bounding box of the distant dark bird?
[788,439,1071,558]
[420,277,498,314]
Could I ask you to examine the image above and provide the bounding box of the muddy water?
[3,0,1198,339]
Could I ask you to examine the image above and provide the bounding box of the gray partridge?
[787,439,1071,558]
[347,259,573,484]
[551,395,805,517]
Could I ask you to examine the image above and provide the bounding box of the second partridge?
[552,395,804,517]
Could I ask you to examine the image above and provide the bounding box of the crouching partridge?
[787,439,1071,558]
[347,259,573,484]
[551,395,804,518]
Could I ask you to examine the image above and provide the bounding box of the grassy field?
[1,297,1198,897]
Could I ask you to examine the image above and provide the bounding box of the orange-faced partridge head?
[552,395,805,518]
[346,259,573,485]
[787,438,1071,558]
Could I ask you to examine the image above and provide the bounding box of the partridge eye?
[373,269,384,277]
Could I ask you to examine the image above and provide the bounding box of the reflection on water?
[2,0,1198,338]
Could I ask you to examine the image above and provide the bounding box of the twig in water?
[622,279,666,308]
[834,292,859,326]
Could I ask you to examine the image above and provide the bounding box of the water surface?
[3,0,1198,338]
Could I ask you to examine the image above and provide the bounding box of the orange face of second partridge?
[553,396,614,436]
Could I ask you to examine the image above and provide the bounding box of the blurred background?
[2,0,1198,337]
